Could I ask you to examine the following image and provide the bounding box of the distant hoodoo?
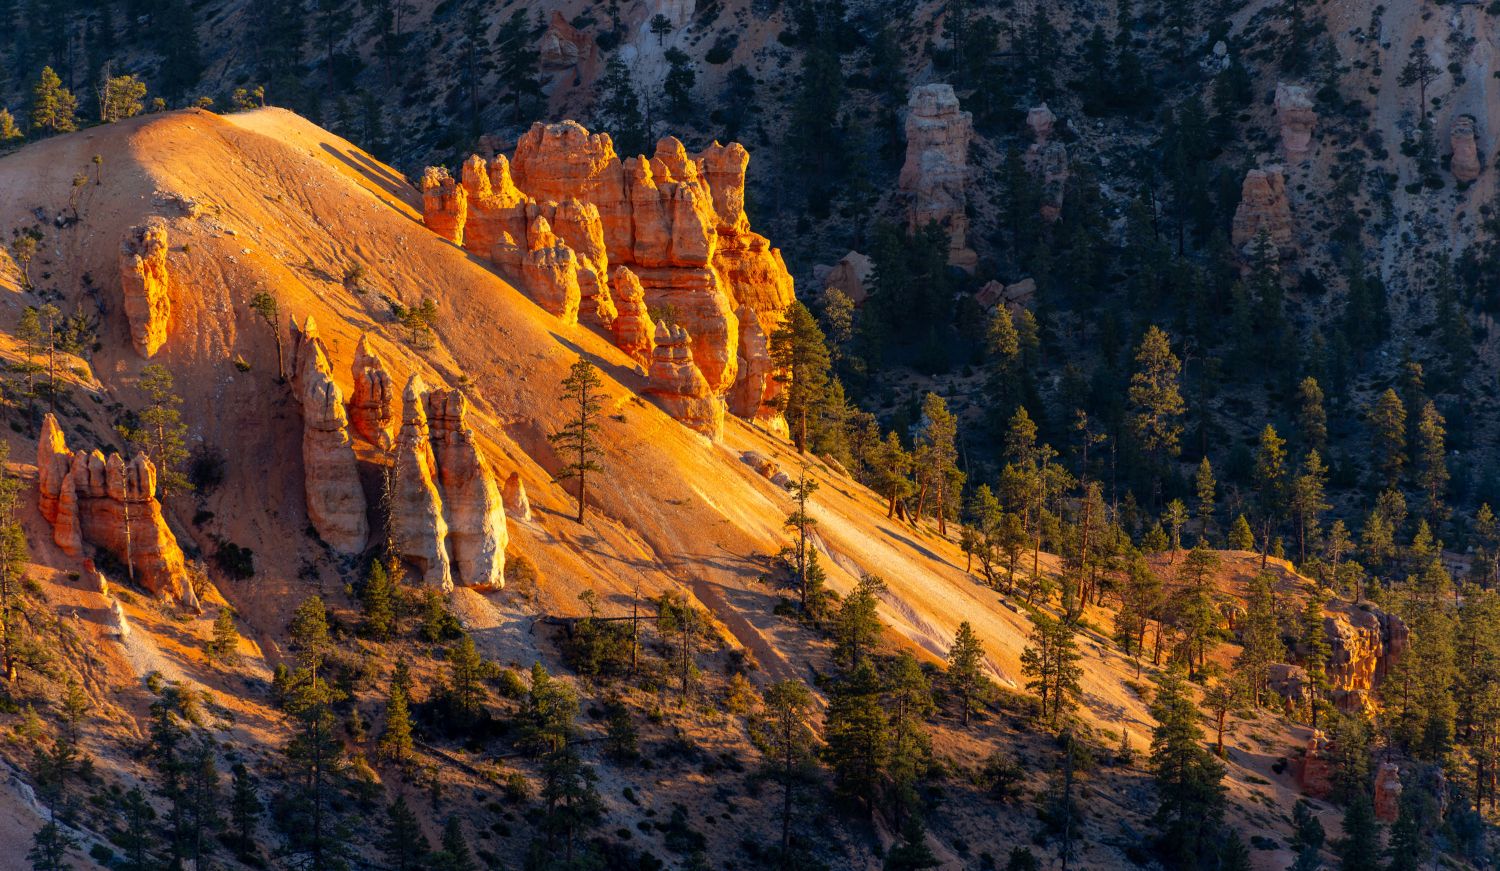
[119,221,172,358]
[899,84,976,271]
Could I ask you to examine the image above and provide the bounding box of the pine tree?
[823,661,890,811]
[444,635,489,726]
[549,360,604,522]
[884,652,933,828]
[1292,451,1330,567]
[947,620,986,726]
[379,674,415,767]
[0,108,22,142]
[784,462,822,614]
[248,291,285,381]
[207,606,240,665]
[1149,667,1226,866]
[763,679,814,859]
[1128,325,1186,498]
[30,66,77,134]
[834,574,885,668]
[433,816,478,871]
[1415,400,1449,525]
[1335,793,1379,868]
[915,392,961,535]
[1253,424,1288,564]
[228,763,260,857]
[1300,589,1332,727]
[1298,376,1328,453]
[770,302,832,452]
[1235,572,1283,706]
[99,74,146,122]
[379,794,430,871]
[1020,612,1083,729]
[118,364,192,497]
[662,47,696,120]
[359,559,398,640]
[595,55,647,155]
[495,9,542,120]
[1369,388,1407,489]
[1194,458,1216,544]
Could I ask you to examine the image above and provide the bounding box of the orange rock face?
[349,333,396,452]
[292,318,370,555]
[1231,167,1293,257]
[37,413,188,598]
[610,266,656,366]
[425,120,796,438]
[419,167,467,245]
[428,388,507,589]
[540,11,594,71]
[1324,600,1407,713]
[119,222,172,357]
[1374,762,1402,822]
[1296,730,1334,798]
[392,375,451,590]
[646,321,724,440]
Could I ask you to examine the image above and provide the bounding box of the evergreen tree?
[1292,451,1330,567]
[823,661,889,811]
[379,794,430,871]
[445,636,489,726]
[495,9,542,119]
[207,607,240,665]
[947,620,986,726]
[0,108,22,142]
[248,291,285,381]
[834,574,885,668]
[549,360,605,522]
[914,392,961,534]
[1128,326,1186,499]
[1235,572,1283,706]
[1020,612,1083,729]
[359,559,398,640]
[228,762,260,857]
[763,678,815,860]
[662,47,696,119]
[784,462,823,614]
[30,66,76,134]
[1369,389,1407,490]
[1298,376,1328,454]
[118,364,192,497]
[1335,793,1379,868]
[595,55,646,155]
[1415,400,1448,525]
[432,816,478,871]
[1300,588,1332,728]
[1149,668,1226,867]
[1194,458,1216,544]
[378,672,415,767]
[771,302,832,452]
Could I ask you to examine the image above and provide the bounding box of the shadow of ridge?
[318,143,419,210]
[551,333,644,392]
[875,524,950,566]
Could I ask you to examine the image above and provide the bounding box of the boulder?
[539,11,593,70]
[976,277,1036,313]
[503,471,532,522]
[610,266,656,365]
[349,333,396,452]
[292,318,370,555]
[418,166,467,245]
[119,222,172,358]
[1230,167,1293,257]
[1274,83,1318,163]
[392,375,451,590]
[1451,115,1482,183]
[428,388,507,589]
[36,414,189,599]
[820,251,872,306]
[645,321,725,439]
[899,84,976,271]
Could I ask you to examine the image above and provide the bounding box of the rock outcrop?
[1324,600,1407,713]
[119,222,172,358]
[1025,104,1068,222]
[418,167,467,245]
[1296,731,1334,798]
[1274,83,1317,162]
[292,318,369,555]
[610,266,656,365]
[1451,115,1481,183]
[539,11,593,70]
[424,120,796,437]
[392,375,452,590]
[899,84,976,271]
[349,334,396,452]
[976,277,1036,313]
[646,321,724,439]
[817,251,872,306]
[1374,762,1402,822]
[503,471,532,522]
[1230,167,1293,257]
[428,388,507,589]
[36,413,189,598]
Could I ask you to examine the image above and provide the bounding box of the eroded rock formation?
[540,11,593,70]
[423,120,796,437]
[1025,104,1068,223]
[1296,731,1334,798]
[610,266,656,365]
[503,471,532,522]
[646,321,724,439]
[1374,762,1402,822]
[349,333,396,452]
[428,388,507,589]
[120,222,172,357]
[292,317,369,555]
[1274,83,1317,162]
[392,375,452,590]
[1452,115,1481,183]
[1230,167,1293,257]
[899,84,976,271]
[817,251,872,306]
[37,413,188,598]
[419,167,467,245]
[1324,600,1407,713]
